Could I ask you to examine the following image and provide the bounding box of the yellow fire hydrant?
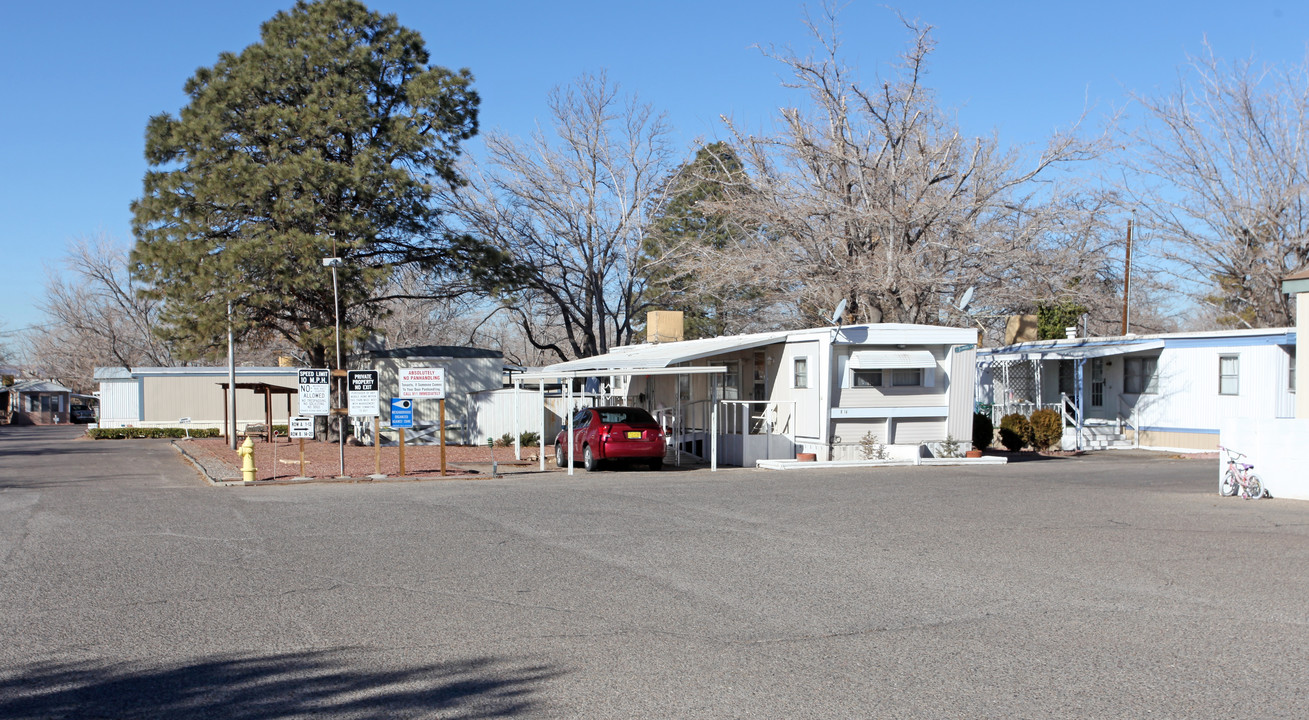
[238,437,257,483]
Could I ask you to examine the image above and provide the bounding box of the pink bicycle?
[1219,446,1265,499]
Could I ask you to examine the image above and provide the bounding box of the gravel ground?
[183,437,553,481]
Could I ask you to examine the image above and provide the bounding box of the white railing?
[1060,392,1081,429]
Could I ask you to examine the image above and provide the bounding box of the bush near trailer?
[1029,408,1062,451]
[972,412,994,451]
[998,413,1033,452]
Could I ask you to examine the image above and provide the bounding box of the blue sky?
[2,0,1307,334]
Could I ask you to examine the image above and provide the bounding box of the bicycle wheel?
[1220,471,1238,497]
[1245,474,1264,499]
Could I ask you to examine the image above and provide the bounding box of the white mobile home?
[533,323,979,466]
[95,366,302,432]
[977,328,1296,451]
[365,345,505,443]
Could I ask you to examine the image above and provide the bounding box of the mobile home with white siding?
[977,328,1296,451]
[95,366,301,431]
[537,323,978,466]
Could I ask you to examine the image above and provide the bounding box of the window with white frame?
[1123,356,1158,394]
[793,357,809,388]
[853,369,882,387]
[1289,348,1296,392]
[1219,355,1239,395]
[723,361,740,400]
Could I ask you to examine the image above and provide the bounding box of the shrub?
[519,431,540,447]
[90,427,222,439]
[495,433,515,447]
[998,413,1032,452]
[972,412,994,451]
[1029,408,1062,451]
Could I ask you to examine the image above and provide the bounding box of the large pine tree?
[131,0,479,367]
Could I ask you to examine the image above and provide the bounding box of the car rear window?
[597,408,655,424]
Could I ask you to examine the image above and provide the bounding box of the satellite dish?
[957,286,975,312]
[829,298,848,326]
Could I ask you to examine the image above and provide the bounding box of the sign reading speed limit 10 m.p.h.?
[297,369,331,416]
[398,367,446,399]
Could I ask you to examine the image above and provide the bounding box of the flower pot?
[965,449,983,458]
[795,452,817,462]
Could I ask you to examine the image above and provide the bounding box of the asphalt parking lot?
[1,424,1306,718]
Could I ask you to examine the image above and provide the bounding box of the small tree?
[859,432,889,460]
[1029,408,1063,451]
[998,413,1033,452]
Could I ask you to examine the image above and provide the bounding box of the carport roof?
[983,339,1165,362]
[538,329,794,374]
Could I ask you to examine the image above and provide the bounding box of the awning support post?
[513,380,521,461]
[566,379,574,476]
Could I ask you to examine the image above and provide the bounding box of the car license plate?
[626,431,642,439]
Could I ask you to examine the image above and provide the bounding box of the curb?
[755,456,1010,470]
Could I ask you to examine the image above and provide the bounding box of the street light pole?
[227,300,237,451]
[324,256,345,477]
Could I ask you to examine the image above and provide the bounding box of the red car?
[555,406,666,471]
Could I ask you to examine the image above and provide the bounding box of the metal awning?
[849,350,937,369]
[984,339,1165,363]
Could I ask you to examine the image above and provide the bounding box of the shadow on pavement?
[0,650,562,719]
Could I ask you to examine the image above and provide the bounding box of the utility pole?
[1121,215,1134,335]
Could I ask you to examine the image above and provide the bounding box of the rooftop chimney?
[647,311,684,344]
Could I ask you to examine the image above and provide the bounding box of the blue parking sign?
[390,398,414,429]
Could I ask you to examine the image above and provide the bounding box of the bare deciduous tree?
[440,73,675,361]
[1121,44,1309,328]
[696,8,1117,334]
[30,235,181,391]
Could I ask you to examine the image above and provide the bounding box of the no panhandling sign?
[399,367,445,399]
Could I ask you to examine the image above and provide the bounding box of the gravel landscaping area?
[181,436,554,481]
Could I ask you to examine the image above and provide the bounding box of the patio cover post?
[1075,358,1085,451]
[566,379,574,476]
[710,373,718,472]
[539,381,546,472]
[513,380,521,460]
